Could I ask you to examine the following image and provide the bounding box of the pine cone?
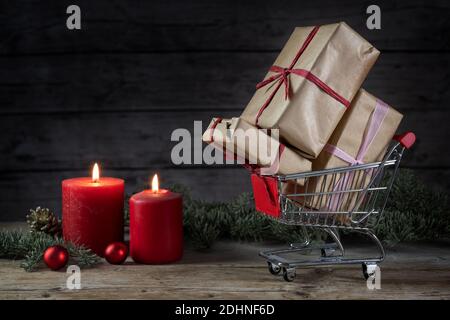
[26,207,61,237]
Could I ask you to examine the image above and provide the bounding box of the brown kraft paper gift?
[285,89,403,216]
[240,22,380,158]
[202,117,312,178]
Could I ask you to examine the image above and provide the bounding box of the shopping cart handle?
[394,131,416,149]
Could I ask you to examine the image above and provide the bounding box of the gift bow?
[254,26,350,127]
[324,99,390,211]
[256,66,297,100]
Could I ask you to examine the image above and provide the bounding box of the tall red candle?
[130,174,183,264]
[62,164,124,256]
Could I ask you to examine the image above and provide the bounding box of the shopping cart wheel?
[362,263,377,280]
[267,262,281,275]
[320,248,336,257]
[282,268,296,282]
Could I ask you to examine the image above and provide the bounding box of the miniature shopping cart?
[253,132,416,282]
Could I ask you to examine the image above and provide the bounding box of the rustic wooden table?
[1,223,449,300]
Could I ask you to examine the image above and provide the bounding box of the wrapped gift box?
[288,89,403,216]
[240,22,380,158]
[202,117,312,177]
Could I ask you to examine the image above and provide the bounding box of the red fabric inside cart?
[251,174,280,218]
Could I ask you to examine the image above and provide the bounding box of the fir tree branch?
[0,231,100,272]
[9,169,445,265]
[178,169,449,249]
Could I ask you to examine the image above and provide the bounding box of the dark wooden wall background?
[0,0,449,220]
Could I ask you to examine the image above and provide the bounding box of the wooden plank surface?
[0,0,449,221]
[1,0,449,54]
[0,108,446,169]
[0,168,252,220]
[0,225,449,300]
[1,52,448,114]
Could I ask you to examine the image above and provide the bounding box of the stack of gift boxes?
[202,22,403,218]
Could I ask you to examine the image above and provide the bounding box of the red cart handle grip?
[394,131,416,149]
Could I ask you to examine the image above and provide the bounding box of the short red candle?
[62,172,124,256]
[130,185,183,264]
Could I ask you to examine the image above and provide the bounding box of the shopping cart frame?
[257,132,416,282]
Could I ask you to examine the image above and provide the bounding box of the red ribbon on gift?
[209,117,223,142]
[208,118,283,206]
[209,118,285,173]
[254,26,350,127]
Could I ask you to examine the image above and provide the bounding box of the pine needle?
[0,231,100,272]
[5,169,445,269]
[175,169,450,249]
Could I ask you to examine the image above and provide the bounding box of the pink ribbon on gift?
[324,99,390,211]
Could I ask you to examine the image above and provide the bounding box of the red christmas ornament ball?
[43,245,69,270]
[104,242,128,265]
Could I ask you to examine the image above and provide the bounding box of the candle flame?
[151,174,159,193]
[92,163,100,183]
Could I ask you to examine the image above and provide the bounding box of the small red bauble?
[104,242,128,265]
[43,245,69,271]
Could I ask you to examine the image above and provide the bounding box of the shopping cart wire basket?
[253,132,416,282]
